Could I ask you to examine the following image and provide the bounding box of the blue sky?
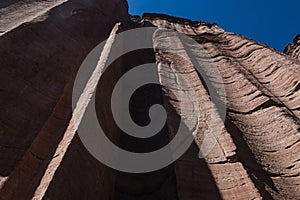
[127,0,300,51]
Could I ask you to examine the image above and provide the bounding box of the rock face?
[0,0,129,199]
[284,34,300,60]
[0,1,299,200]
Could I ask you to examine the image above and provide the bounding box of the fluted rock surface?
[0,1,299,200]
[138,13,300,199]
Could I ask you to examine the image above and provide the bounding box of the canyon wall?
[0,1,299,199]
[0,0,128,199]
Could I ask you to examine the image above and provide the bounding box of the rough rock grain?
[0,2,299,200]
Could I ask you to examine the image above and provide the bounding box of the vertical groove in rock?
[153,26,262,199]
[112,34,179,200]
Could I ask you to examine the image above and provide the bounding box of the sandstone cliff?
[0,1,299,200]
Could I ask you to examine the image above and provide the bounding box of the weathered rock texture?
[285,34,300,61]
[0,1,299,200]
[0,0,129,199]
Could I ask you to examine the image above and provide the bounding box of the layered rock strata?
[0,2,299,200]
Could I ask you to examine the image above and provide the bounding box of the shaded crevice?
[172,136,224,199]
[225,115,278,199]
[292,82,300,93]
[109,48,179,200]
[160,82,223,199]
